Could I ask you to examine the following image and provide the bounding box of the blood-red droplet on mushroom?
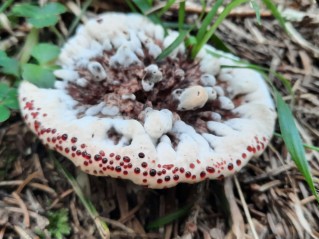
[206,166,215,173]
[71,137,77,143]
[115,166,121,172]
[150,169,156,176]
[94,154,102,161]
[138,152,145,158]
[134,168,140,174]
[228,163,234,170]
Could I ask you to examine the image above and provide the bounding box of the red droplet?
[71,137,77,143]
[242,153,247,159]
[141,162,147,168]
[134,168,140,174]
[123,156,130,163]
[228,163,234,170]
[115,155,121,160]
[138,152,145,158]
[185,172,191,178]
[236,160,242,166]
[247,146,253,152]
[115,166,121,172]
[164,176,170,181]
[206,166,215,173]
[62,134,68,141]
[149,169,156,176]
[157,179,163,184]
[189,163,195,169]
[173,175,179,181]
[94,154,102,161]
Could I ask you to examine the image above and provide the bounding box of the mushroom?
[18,13,276,189]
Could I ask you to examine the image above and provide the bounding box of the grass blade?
[275,92,319,203]
[191,0,249,59]
[156,30,188,61]
[158,0,176,17]
[147,204,192,229]
[262,0,286,31]
[125,0,138,12]
[195,0,223,44]
[67,0,92,38]
[178,1,185,32]
[51,153,110,239]
[250,0,261,25]
[274,132,319,152]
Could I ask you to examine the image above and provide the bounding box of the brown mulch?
[1,0,319,238]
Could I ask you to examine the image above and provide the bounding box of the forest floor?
[1,0,319,238]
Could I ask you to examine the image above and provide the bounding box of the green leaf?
[0,51,7,58]
[262,0,286,31]
[22,64,55,88]
[3,89,19,110]
[46,209,71,239]
[147,204,192,229]
[12,3,66,28]
[250,0,261,25]
[0,55,20,77]
[31,43,60,65]
[40,2,67,15]
[0,105,10,122]
[28,16,58,28]
[156,30,188,61]
[11,3,40,18]
[275,92,319,203]
[0,83,10,98]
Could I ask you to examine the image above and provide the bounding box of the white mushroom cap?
[19,13,276,189]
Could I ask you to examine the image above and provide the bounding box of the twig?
[234,176,259,239]
[11,192,30,228]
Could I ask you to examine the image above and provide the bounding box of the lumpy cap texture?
[19,13,276,189]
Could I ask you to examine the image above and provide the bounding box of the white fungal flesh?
[175,85,209,111]
[200,74,216,86]
[19,13,276,189]
[141,64,163,92]
[87,61,107,81]
[144,109,173,139]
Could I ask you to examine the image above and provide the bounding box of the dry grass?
[1,0,319,238]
